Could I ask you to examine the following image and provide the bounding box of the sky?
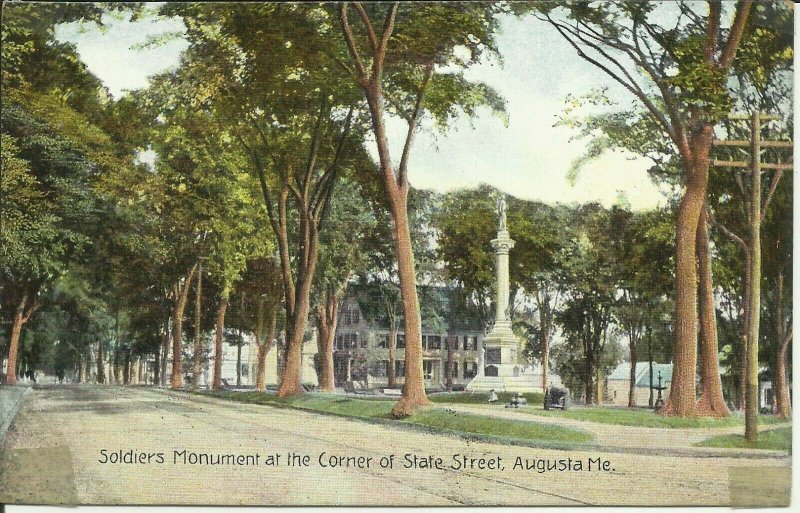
[55,7,670,211]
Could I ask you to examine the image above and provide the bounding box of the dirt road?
[0,386,791,506]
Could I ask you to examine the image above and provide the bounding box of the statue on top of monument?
[496,194,507,232]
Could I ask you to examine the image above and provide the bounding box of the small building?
[607,362,673,407]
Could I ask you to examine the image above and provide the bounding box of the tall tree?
[524,0,753,416]
[337,2,506,416]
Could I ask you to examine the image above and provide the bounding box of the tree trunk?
[160,321,169,386]
[4,294,29,385]
[387,324,397,389]
[628,331,637,408]
[123,352,131,385]
[584,344,594,406]
[648,331,654,408]
[695,206,731,417]
[315,290,338,393]
[662,128,713,417]
[236,330,243,387]
[113,342,122,385]
[96,341,105,384]
[192,263,203,390]
[277,291,311,396]
[171,264,198,389]
[212,291,230,391]
[137,357,143,385]
[774,273,791,419]
[445,336,455,391]
[776,336,791,419]
[153,341,161,386]
[255,302,277,393]
[78,355,86,384]
[541,329,550,394]
[274,198,320,398]
[387,198,430,417]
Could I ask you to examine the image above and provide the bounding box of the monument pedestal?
[467,320,540,393]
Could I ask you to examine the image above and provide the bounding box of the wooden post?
[712,112,792,441]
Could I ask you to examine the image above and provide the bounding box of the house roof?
[635,363,673,387]
[346,283,486,333]
[608,362,649,381]
[608,362,673,388]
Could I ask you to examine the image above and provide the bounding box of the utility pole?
[712,111,793,442]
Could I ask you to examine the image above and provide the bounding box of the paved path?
[0,386,791,506]
[441,403,792,457]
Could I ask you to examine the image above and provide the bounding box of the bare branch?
[353,2,378,53]
[398,61,434,190]
[376,3,399,74]
[705,1,721,61]
[313,107,355,221]
[707,207,747,250]
[340,3,368,82]
[719,1,753,69]
[543,14,675,142]
[761,168,784,221]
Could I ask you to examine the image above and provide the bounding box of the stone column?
[490,230,515,332]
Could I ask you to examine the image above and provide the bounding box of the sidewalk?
[437,403,791,458]
[1,386,31,444]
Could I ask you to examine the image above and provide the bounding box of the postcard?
[0,1,793,507]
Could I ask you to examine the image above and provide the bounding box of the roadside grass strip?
[694,427,792,452]
[198,391,594,447]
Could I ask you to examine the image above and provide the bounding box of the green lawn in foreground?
[523,405,787,428]
[695,427,792,452]
[201,391,593,444]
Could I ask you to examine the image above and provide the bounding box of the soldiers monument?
[467,195,540,393]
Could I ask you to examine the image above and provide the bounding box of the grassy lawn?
[695,427,792,452]
[429,391,544,405]
[199,391,593,445]
[523,405,787,429]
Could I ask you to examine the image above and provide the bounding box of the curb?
[1,386,32,444]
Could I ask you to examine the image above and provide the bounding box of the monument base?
[466,372,541,393]
[466,320,541,393]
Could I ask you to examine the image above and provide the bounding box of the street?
[0,386,791,506]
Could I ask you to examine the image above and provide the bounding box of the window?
[396,334,405,349]
[360,334,368,349]
[394,360,405,377]
[463,336,478,350]
[424,335,441,350]
[350,333,358,349]
[377,334,388,349]
[486,348,501,365]
[423,360,435,380]
[471,336,479,350]
[344,309,352,326]
[463,335,469,351]
[353,309,360,324]
[463,361,477,379]
[240,364,249,377]
[372,360,388,377]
